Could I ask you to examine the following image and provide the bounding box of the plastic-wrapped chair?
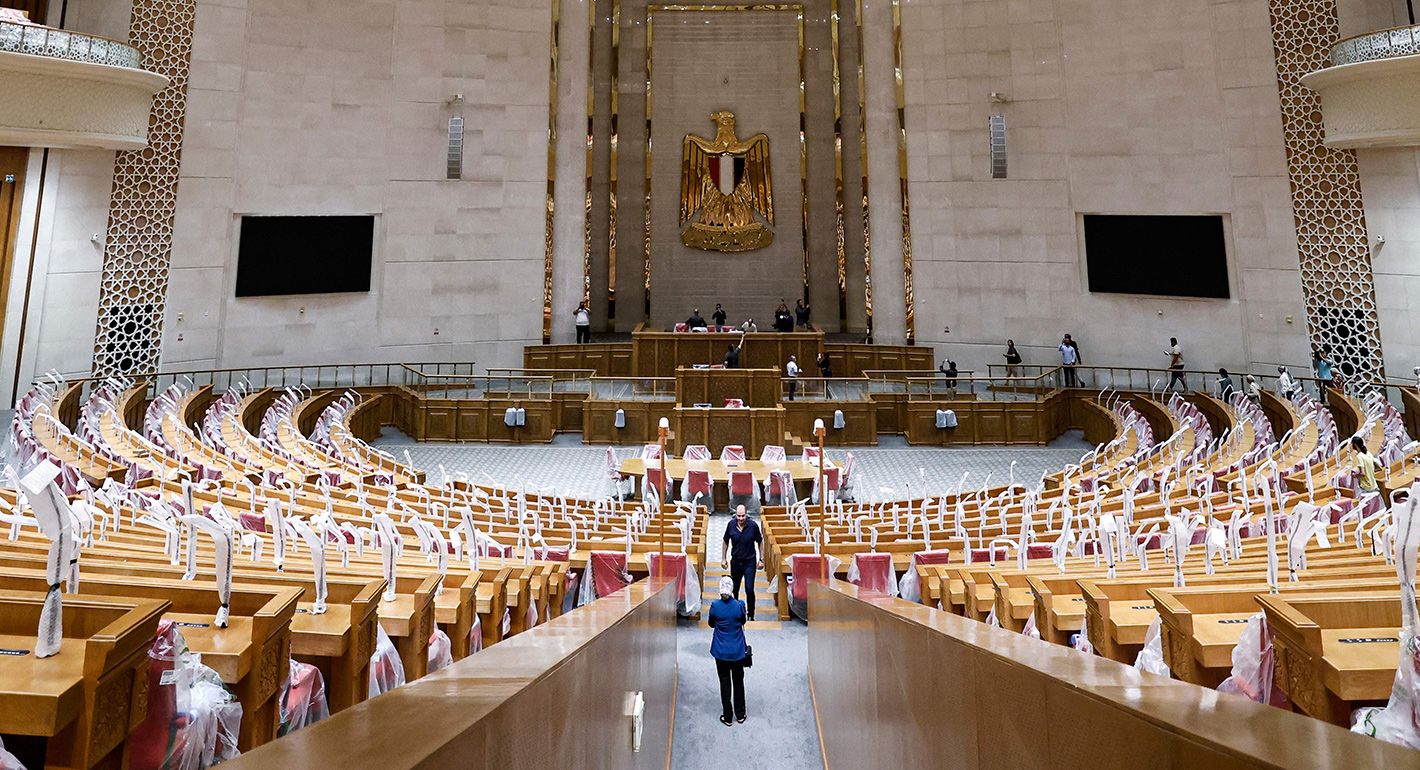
[641,443,663,461]
[0,738,22,770]
[278,659,330,737]
[681,468,712,505]
[606,446,633,500]
[583,551,633,600]
[128,620,244,770]
[897,549,952,604]
[838,453,857,501]
[642,466,672,503]
[368,625,407,698]
[648,552,701,617]
[787,553,842,620]
[763,469,796,506]
[802,446,821,463]
[728,470,758,510]
[674,323,689,332]
[720,445,746,462]
[466,616,484,654]
[724,398,745,408]
[759,445,786,463]
[847,552,897,596]
[427,629,454,673]
[1217,612,1290,707]
[683,444,711,461]
[810,466,841,504]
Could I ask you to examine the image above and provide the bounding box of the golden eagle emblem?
[679,111,773,252]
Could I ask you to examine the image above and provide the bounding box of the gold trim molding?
[541,0,562,343]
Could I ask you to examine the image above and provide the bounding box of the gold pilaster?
[831,0,847,327]
[892,0,913,344]
[854,0,873,336]
[541,0,562,343]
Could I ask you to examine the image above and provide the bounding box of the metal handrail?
[0,20,142,68]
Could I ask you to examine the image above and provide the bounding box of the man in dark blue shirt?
[722,505,764,620]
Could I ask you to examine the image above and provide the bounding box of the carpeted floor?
[670,513,821,770]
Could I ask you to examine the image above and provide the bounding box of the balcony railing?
[0,20,141,69]
[1331,24,1420,67]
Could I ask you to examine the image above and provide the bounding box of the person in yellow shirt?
[1351,436,1378,494]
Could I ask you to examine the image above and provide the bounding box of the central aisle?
[671,513,823,770]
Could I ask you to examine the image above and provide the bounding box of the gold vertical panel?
[831,0,847,327]
[93,0,197,376]
[643,4,808,316]
[607,0,620,323]
[1267,0,1383,377]
[891,0,913,344]
[797,9,809,298]
[583,0,596,304]
[854,0,873,336]
[542,0,562,343]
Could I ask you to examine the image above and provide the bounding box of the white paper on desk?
[21,460,73,658]
[373,514,399,603]
[184,514,233,628]
[290,518,328,614]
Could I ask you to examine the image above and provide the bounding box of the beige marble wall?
[647,11,802,329]
[155,0,552,371]
[897,0,1315,373]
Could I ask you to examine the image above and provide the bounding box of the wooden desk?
[632,326,822,377]
[675,367,781,408]
[617,457,820,483]
[0,589,168,769]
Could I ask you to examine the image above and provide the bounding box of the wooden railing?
[808,581,1415,769]
[222,579,679,770]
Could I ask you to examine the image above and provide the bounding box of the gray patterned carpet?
[373,429,1092,504]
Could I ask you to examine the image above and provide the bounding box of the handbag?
[742,645,753,668]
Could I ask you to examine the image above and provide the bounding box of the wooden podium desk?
[632,325,822,377]
[675,367,781,408]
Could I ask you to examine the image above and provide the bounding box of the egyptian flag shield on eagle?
[679,111,774,252]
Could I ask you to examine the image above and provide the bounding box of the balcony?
[1300,24,1420,149]
[0,19,168,150]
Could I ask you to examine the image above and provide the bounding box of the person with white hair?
[708,575,750,726]
[1276,366,1300,401]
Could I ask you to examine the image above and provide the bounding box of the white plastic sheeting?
[428,629,454,673]
[0,739,25,770]
[128,621,243,770]
[1132,617,1170,677]
[368,625,407,698]
[1216,612,1287,707]
[278,659,330,736]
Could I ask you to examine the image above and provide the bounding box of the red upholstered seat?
[790,554,830,603]
[674,323,688,332]
[683,469,712,502]
[729,470,756,498]
[648,552,687,599]
[589,551,631,597]
[720,445,746,462]
[851,553,894,594]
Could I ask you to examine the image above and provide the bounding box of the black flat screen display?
[236,215,374,297]
[1083,214,1229,299]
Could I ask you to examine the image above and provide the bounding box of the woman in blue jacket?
[708,576,749,725]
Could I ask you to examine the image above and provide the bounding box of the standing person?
[795,299,811,328]
[722,505,763,621]
[785,355,800,400]
[712,303,728,329]
[816,351,832,378]
[724,333,744,368]
[1276,366,1300,401]
[1245,374,1263,404]
[1313,348,1334,404]
[1058,334,1081,388]
[708,575,749,726]
[1004,339,1022,377]
[572,302,592,344]
[1216,368,1236,400]
[938,359,959,394]
[1352,436,1379,494]
[1165,337,1186,392]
